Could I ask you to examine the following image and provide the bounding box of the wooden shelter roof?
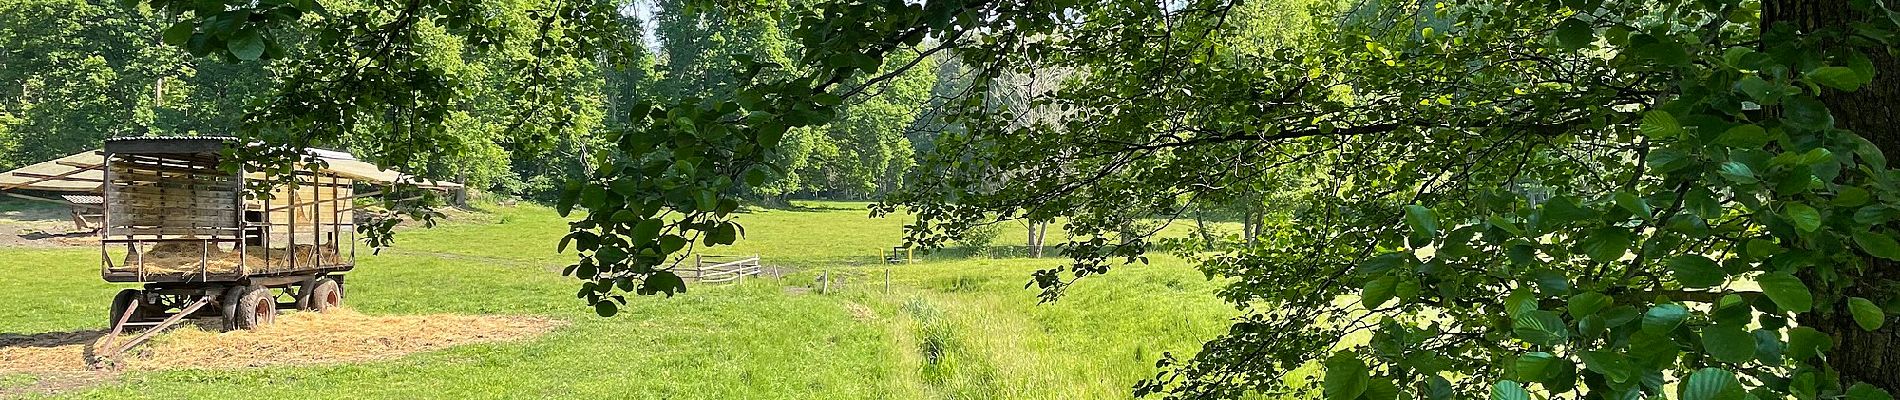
[0,148,463,193]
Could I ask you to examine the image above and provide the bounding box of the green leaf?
[1640,110,1684,138]
[1680,368,1745,400]
[1668,255,1726,288]
[632,219,663,245]
[1357,252,1410,275]
[1504,289,1536,317]
[1554,18,1593,49]
[1613,192,1650,216]
[1539,196,1596,228]
[1568,292,1611,318]
[1544,358,1577,393]
[1758,273,1813,313]
[1322,353,1369,400]
[813,93,844,106]
[1808,66,1865,91]
[695,190,718,212]
[595,245,626,265]
[1579,350,1634,383]
[579,184,607,209]
[1784,97,1834,129]
[1403,205,1439,241]
[707,222,739,245]
[1849,297,1886,331]
[1513,310,1569,346]
[1642,303,1688,334]
[1513,352,1558,381]
[1364,378,1399,400]
[1648,148,1694,173]
[594,300,619,317]
[1736,75,1777,103]
[1628,331,1682,368]
[1487,216,1525,236]
[744,166,770,187]
[1712,294,1751,325]
[557,179,583,217]
[1578,227,1632,263]
[757,123,787,149]
[1631,36,1689,65]
[1786,203,1823,232]
[1787,326,1831,361]
[610,177,640,197]
[1753,329,1786,366]
[1363,275,1397,309]
[162,21,196,46]
[1489,380,1530,400]
[1700,324,1756,363]
[1423,376,1453,400]
[227,28,265,61]
[1717,161,1757,184]
[1717,124,1771,148]
[640,271,687,296]
[1847,383,1895,400]
[658,235,687,255]
[1852,230,1900,261]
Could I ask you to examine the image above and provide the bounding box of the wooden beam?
[0,191,68,205]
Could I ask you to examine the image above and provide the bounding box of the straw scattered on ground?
[843,301,878,322]
[0,309,565,374]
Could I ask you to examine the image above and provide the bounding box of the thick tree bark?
[1766,0,1900,390]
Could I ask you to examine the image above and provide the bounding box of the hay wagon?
[98,137,357,334]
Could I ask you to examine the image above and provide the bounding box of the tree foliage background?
[0,0,943,202]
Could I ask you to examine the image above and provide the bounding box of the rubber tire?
[108,289,146,330]
[308,278,342,312]
[218,285,248,332]
[232,286,276,330]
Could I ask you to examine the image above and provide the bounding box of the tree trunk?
[1766,0,1900,390]
[1242,210,1256,246]
[1194,209,1212,244]
[1027,221,1048,258]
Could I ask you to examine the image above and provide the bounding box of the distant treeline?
[0,0,958,203]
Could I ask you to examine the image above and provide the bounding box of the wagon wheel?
[108,289,148,331]
[232,286,276,330]
[218,285,248,332]
[306,278,342,313]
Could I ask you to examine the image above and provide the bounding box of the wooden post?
[821,270,830,295]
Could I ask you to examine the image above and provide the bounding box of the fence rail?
[688,254,762,284]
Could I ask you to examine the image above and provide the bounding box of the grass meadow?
[0,200,1240,399]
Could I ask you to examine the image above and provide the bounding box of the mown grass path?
[0,201,1235,399]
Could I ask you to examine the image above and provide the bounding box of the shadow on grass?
[770,203,869,213]
[0,330,104,350]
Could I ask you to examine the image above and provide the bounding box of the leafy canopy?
[141,0,1900,398]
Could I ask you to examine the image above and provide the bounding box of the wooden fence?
[687,254,762,284]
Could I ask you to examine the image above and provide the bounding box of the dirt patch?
[0,309,565,395]
[0,204,91,248]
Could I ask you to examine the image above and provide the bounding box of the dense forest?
[0,0,942,202]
